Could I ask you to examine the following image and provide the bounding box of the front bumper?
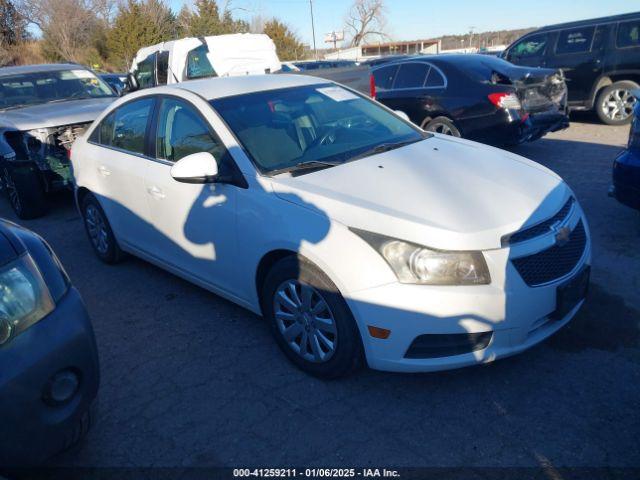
[0,287,99,466]
[346,220,591,373]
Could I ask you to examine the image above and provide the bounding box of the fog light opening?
[368,325,391,339]
[44,369,80,406]
[0,316,13,345]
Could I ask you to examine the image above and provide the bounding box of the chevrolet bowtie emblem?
[555,226,571,247]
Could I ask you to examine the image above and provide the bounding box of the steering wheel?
[309,127,340,148]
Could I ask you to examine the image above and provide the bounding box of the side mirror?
[126,72,139,92]
[170,152,219,184]
[394,110,410,122]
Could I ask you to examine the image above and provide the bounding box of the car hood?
[269,135,569,251]
[0,97,115,131]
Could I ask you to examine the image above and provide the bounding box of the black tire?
[423,116,462,137]
[81,193,124,264]
[261,256,363,379]
[2,165,47,219]
[595,81,639,126]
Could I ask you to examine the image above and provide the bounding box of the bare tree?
[344,0,387,47]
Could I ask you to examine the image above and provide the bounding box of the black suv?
[503,12,640,125]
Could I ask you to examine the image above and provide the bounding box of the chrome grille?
[512,220,587,286]
[505,198,574,246]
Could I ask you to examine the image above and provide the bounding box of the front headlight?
[0,254,55,345]
[351,228,491,285]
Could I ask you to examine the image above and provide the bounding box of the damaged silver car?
[0,64,116,218]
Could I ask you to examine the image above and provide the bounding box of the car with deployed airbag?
[71,74,591,378]
[0,218,99,466]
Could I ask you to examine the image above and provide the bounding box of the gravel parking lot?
[2,117,639,471]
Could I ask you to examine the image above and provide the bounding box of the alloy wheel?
[85,204,109,255]
[602,88,636,122]
[2,168,20,213]
[273,280,338,363]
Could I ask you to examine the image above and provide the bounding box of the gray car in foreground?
[0,64,116,219]
[0,218,99,467]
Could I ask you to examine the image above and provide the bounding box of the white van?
[129,34,282,89]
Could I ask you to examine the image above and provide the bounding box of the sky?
[167,0,638,46]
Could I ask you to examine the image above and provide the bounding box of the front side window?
[0,69,114,110]
[556,27,595,54]
[617,20,640,48]
[393,63,430,89]
[508,33,548,60]
[186,45,217,79]
[210,84,426,174]
[135,54,156,89]
[155,97,225,163]
[110,98,153,155]
[372,65,399,91]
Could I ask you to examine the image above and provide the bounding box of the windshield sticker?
[316,86,358,102]
[60,69,96,80]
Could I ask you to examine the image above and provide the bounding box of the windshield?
[0,68,115,110]
[210,84,426,174]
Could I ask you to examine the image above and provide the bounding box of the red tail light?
[67,148,72,160]
[488,92,521,110]
[369,74,376,99]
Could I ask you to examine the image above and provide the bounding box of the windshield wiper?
[269,160,341,176]
[350,139,421,162]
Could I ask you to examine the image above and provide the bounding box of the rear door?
[546,25,602,104]
[86,97,156,249]
[608,19,640,77]
[143,96,240,294]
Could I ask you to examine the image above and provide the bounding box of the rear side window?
[90,111,115,146]
[110,98,153,155]
[617,20,640,48]
[556,27,595,54]
[186,45,217,79]
[509,33,548,59]
[393,63,430,89]
[425,67,445,87]
[373,65,399,91]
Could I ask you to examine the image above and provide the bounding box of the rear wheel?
[81,193,124,264]
[261,256,363,379]
[423,116,462,137]
[2,165,47,219]
[596,81,638,125]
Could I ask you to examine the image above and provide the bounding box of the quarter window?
[617,20,640,48]
[155,98,225,163]
[393,63,430,89]
[110,98,153,155]
[425,67,445,88]
[509,33,548,59]
[372,65,399,91]
[186,45,217,79]
[556,27,595,54]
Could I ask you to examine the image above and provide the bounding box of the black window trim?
[553,25,597,56]
[373,60,447,91]
[87,95,157,161]
[615,19,640,50]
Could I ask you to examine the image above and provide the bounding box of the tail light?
[488,92,521,110]
[369,74,376,99]
[66,148,72,160]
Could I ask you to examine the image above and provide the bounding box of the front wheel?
[261,256,363,379]
[596,81,639,125]
[423,116,462,137]
[2,166,47,219]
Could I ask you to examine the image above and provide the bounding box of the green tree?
[106,0,175,69]
[263,19,304,61]
[180,0,248,37]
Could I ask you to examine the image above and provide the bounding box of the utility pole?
[309,0,318,60]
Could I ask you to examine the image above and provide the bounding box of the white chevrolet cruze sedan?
[71,74,591,378]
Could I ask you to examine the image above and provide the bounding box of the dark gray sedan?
[0,218,99,466]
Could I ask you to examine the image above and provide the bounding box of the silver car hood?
[0,97,115,131]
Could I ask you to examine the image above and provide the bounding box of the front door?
[143,96,240,295]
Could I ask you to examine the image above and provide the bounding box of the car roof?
[533,11,640,32]
[171,74,329,100]
[372,53,506,68]
[0,63,86,77]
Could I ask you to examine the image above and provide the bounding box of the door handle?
[98,165,111,177]
[147,186,165,200]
